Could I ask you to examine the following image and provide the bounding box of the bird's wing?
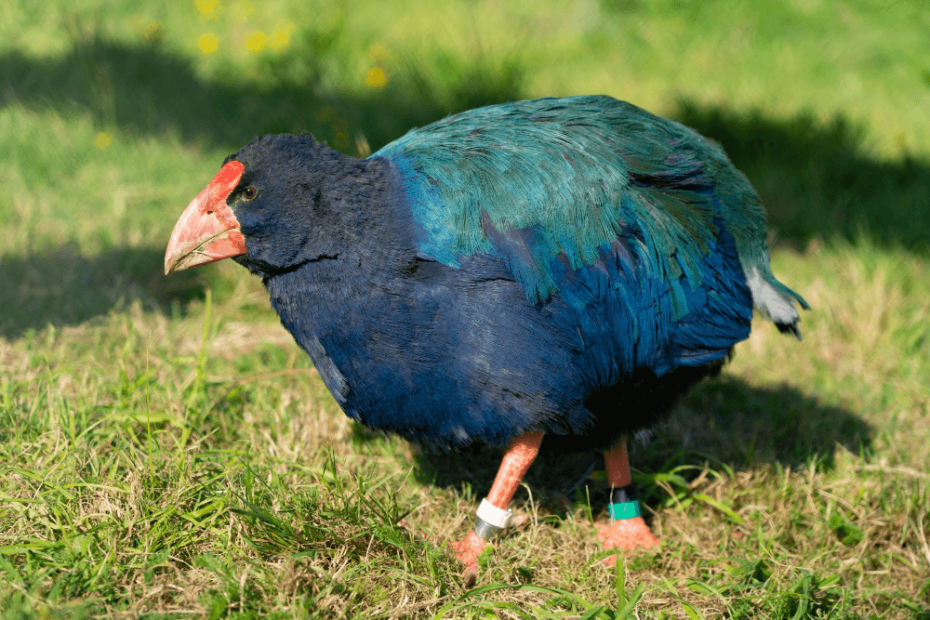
[378,96,763,311]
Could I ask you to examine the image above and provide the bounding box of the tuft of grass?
[2,0,929,618]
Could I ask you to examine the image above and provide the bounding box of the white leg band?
[477,498,512,529]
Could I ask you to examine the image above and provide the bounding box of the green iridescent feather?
[375,95,807,322]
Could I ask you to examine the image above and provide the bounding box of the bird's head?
[165,134,352,277]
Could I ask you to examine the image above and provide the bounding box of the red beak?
[164,161,248,274]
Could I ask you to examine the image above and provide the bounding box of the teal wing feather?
[374,95,805,325]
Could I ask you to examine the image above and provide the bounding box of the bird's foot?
[402,522,494,584]
[449,530,487,584]
[595,517,659,566]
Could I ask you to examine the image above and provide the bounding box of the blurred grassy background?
[1,0,928,618]
[1,0,927,338]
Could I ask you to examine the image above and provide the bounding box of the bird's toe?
[595,516,659,564]
[449,530,487,583]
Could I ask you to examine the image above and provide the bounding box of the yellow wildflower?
[365,67,388,90]
[368,42,389,63]
[234,0,254,21]
[95,132,112,150]
[198,33,220,55]
[246,31,267,53]
[270,22,296,52]
[195,0,222,20]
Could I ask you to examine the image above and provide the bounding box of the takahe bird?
[165,95,808,576]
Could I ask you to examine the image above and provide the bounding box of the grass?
[1,0,928,617]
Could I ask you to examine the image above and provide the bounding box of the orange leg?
[450,431,543,581]
[595,435,659,564]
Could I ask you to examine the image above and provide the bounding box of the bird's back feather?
[374,96,804,333]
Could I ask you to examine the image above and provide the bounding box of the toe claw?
[461,563,478,586]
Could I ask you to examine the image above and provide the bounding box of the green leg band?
[608,500,642,520]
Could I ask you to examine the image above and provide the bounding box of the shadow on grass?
[0,245,207,339]
[672,102,930,255]
[411,374,872,516]
[0,35,523,155]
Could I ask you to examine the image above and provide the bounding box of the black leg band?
[610,483,638,505]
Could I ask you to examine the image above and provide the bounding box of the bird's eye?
[243,186,258,200]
